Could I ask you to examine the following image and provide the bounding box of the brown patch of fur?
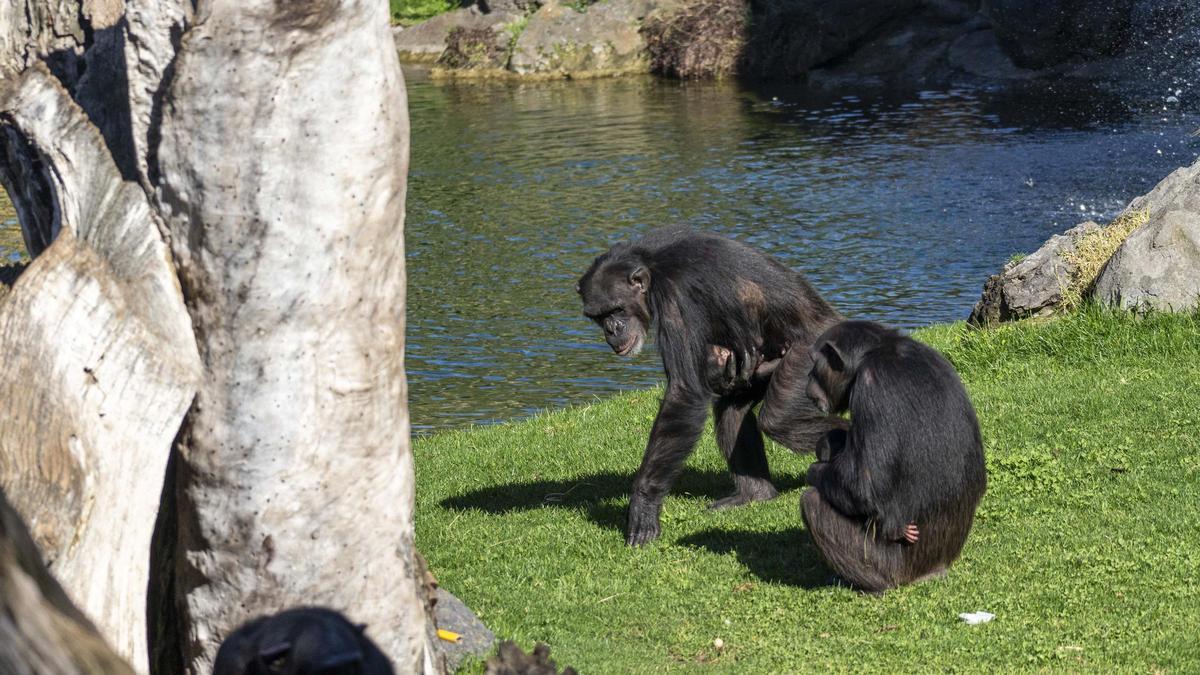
[735,278,765,318]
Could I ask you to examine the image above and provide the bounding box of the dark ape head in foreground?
[801,320,986,592]
[577,228,843,545]
[213,607,393,675]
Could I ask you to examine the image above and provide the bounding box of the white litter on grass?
[959,611,995,625]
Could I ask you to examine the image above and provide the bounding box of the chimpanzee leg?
[800,489,904,593]
[709,394,777,510]
[626,385,711,546]
[759,348,845,453]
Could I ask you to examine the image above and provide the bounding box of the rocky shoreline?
[970,156,1200,325]
[395,0,1199,98]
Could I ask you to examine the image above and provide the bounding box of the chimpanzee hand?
[626,494,662,546]
[903,522,919,544]
[704,342,790,394]
[805,460,827,487]
[815,428,847,462]
[705,344,773,394]
[753,342,787,379]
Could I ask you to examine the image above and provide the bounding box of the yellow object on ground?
[437,628,462,643]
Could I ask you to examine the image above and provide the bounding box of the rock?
[982,0,1135,69]
[968,221,1101,326]
[439,25,512,70]
[394,7,520,62]
[946,28,1033,81]
[476,0,543,14]
[741,0,922,79]
[1093,159,1200,313]
[509,0,655,76]
[435,588,496,672]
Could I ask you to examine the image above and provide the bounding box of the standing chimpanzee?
[213,607,394,674]
[802,320,986,592]
[577,227,844,546]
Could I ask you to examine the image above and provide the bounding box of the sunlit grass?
[415,307,1200,672]
[391,0,457,26]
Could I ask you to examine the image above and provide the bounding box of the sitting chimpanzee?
[578,228,844,545]
[801,320,986,592]
[213,607,393,674]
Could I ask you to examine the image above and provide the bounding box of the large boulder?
[1093,160,1200,312]
[509,0,655,75]
[982,0,1135,69]
[394,7,520,62]
[741,0,922,79]
[969,221,1100,326]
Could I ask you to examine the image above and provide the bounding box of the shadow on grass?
[440,468,807,532]
[676,527,834,589]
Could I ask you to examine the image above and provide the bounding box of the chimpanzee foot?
[912,566,949,584]
[707,482,778,510]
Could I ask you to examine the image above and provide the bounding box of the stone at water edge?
[968,221,1100,326]
[394,7,520,62]
[1093,159,1200,313]
[508,0,656,76]
[435,588,496,671]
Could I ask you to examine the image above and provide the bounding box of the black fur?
[213,607,393,675]
[802,320,987,592]
[578,228,843,545]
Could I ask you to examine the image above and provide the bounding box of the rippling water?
[2,71,1196,432]
[403,70,1198,431]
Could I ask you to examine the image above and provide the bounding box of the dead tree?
[0,487,135,675]
[0,1,435,672]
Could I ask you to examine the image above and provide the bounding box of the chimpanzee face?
[577,258,652,358]
[806,341,851,414]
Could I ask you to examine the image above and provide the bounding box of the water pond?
[2,72,1195,432]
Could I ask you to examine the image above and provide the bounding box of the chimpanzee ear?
[628,266,649,293]
[819,341,845,372]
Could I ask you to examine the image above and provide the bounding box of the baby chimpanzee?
[800,321,986,592]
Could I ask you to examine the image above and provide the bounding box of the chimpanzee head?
[213,607,393,675]
[806,321,892,414]
[577,245,652,357]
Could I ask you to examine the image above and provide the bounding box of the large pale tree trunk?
[0,2,434,673]
[0,65,201,672]
[0,487,134,674]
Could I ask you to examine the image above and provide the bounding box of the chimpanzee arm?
[806,425,896,521]
[753,356,783,379]
[627,383,710,546]
[814,428,847,462]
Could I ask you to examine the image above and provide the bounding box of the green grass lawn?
[414,308,1200,672]
[390,0,456,26]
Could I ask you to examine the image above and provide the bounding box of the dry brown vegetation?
[1059,209,1149,309]
[642,0,748,78]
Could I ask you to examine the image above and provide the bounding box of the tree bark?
[149,1,430,671]
[0,487,135,675]
[0,65,201,672]
[0,1,434,673]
